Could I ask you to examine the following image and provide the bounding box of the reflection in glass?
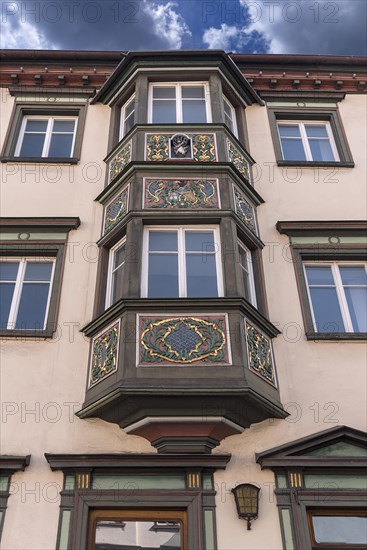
[94,520,181,549]
[312,515,367,544]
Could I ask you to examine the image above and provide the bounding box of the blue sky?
[1,0,366,55]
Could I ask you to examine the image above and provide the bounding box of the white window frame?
[223,96,238,137]
[148,82,212,124]
[14,115,78,158]
[119,94,136,139]
[238,241,257,307]
[0,257,56,330]
[304,262,367,332]
[105,237,126,308]
[277,121,340,162]
[141,225,223,298]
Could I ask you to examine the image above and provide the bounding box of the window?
[149,83,211,124]
[278,122,338,162]
[142,227,222,298]
[119,94,135,139]
[268,108,354,167]
[238,241,257,306]
[223,96,238,136]
[0,258,55,330]
[308,509,367,548]
[1,104,86,162]
[305,263,367,333]
[15,116,77,158]
[106,238,126,308]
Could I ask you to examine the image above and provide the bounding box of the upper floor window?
[106,238,126,308]
[304,263,367,333]
[278,121,339,162]
[15,116,77,158]
[223,96,237,137]
[0,258,55,330]
[119,95,135,139]
[142,226,222,298]
[149,83,211,124]
[238,241,257,306]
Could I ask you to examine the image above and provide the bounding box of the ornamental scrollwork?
[104,186,129,234]
[233,187,257,234]
[89,322,119,387]
[245,321,276,385]
[144,179,218,209]
[109,141,131,182]
[228,140,249,179]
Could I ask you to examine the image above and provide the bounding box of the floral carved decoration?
[245,321,276,386]
[228,140,249,179]
[104,186,129,234]
[144,179,219,209]
[109,141,131,182]
[139,315,229,365]
[89,322,119,387]
[233,186,257,234]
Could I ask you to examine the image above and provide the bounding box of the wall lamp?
[232,483,260,530]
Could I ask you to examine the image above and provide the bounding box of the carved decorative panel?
[144,179,219,209]
[104,186,129,234]
[233,186,257,234]
[89,321,120,387]
[109,141,132,182]
[227,140,250,179]
[146,133,216,162]
[138,315,230,366]
[245,321,276,386]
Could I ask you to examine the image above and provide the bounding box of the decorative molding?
[227,140,250,179]
[0,218,80,231]
[144,178,219,210]
[89,321,120,387]
[108,140,131,182]
[245,320,277,386]
[233,185,257,234]
[103,185,129,234]
[0,455,31,472]
[276,220,367,236]
[138,314,230,366]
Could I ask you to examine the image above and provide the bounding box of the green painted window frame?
[267,107,354,167]
[1,103,87,163]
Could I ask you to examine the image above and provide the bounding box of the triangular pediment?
[256,426,367,467]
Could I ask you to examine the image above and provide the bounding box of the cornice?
[0,455,31,472]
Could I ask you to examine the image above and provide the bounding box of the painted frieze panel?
[144,178,219,210]
[146,133,216,162]
[227,140,250,180]
[104,185,129,234]
[89,321,120,387]
[245,320,277,386]
[109,141,132,182]
[138,315,230,366]
[233,185,257,234]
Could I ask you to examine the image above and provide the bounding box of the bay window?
[149,83,211,124]
[142,226,222,298]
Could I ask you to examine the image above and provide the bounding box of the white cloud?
[203,23,239,50]
[143,1,192,49]
[0,18,58,49]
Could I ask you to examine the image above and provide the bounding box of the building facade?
[0,49,366,550]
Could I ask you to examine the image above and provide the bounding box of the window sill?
[0,329,54,339]
[306,332,367,341]
[277,160,355,168]
[1,157,79,164]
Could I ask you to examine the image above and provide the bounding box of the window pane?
[148,254,178,297]
[305,125,328,138]
[278,125,301,137]
[19,133,45,157]
[182,100,206,123]
[308,139,335,161]
[225,113,234,132]
[182,86,205,98]
[124,116,134,134]
[186,254,218,297]
[281,139,307,161]
[15,283,50,329]
[125,101,135,118]
[25,120,48,132]
[185,232,215,252]
[24,262,53,282]
[52,120,75,132]
[0,283,15,328]
[153,87,176,99]
[224,100,232,117]
[339,266,367,285]
[152,101,176,123]
[94,520,181,549]
[149,231,177,252]
[48,134,74,157]
[111,267,124,304]
[305,266,334,286]
[309,287,345,332]
[114,244,125,270]
[344,288,367,332]
[0,262,19,281]
[312,515,367,544]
